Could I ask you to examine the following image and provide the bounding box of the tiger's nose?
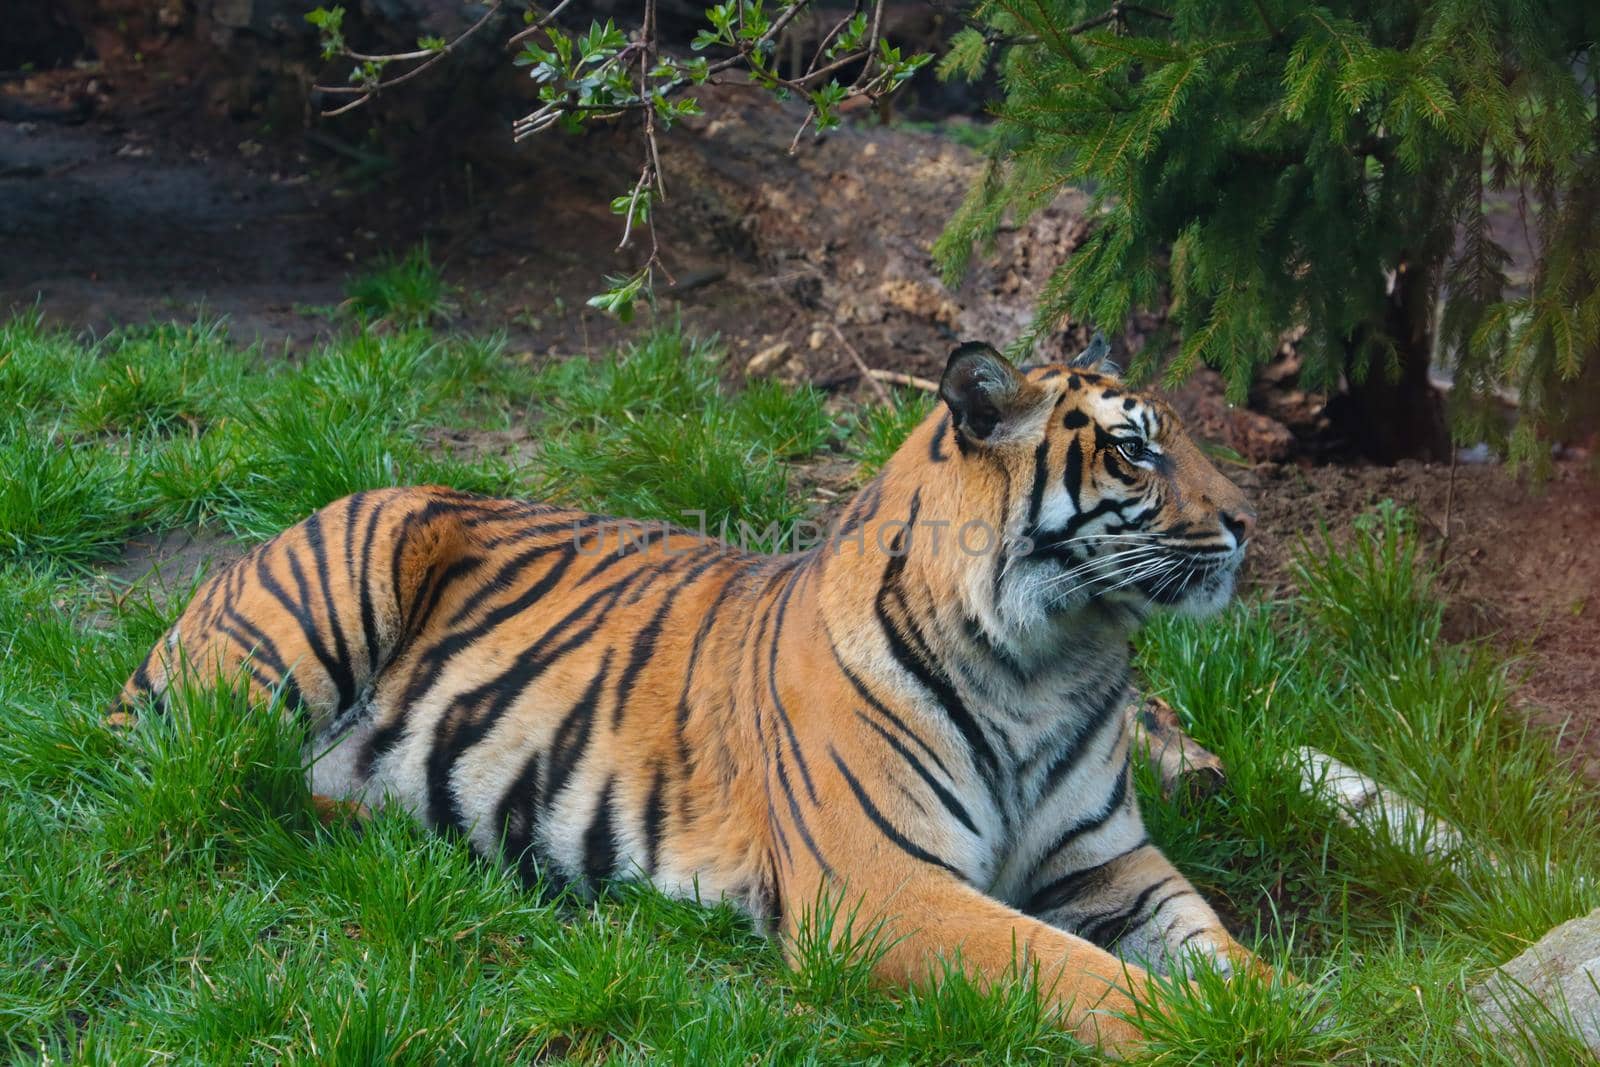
[1220,508,1256,544]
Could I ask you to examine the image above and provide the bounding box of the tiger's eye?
[1117,440,1148,463]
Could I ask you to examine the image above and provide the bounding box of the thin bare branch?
[616,165,651,251]
[805,0,866,77]
[316,1,504,117]
[506,0,579,48]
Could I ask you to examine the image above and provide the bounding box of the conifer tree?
[935,1,1599,465]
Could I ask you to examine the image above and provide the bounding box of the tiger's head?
[903,336,1255,638]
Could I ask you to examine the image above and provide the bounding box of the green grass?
[529,328,837,540]
[0,310,1596,1062]
[344,244,454,327]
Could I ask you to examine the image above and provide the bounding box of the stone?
[876,277,961,328]
[210,0,255,29]
[207,0,311,35]
[1469,907,1600,1055]
[745,341,791,377]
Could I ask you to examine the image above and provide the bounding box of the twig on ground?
[829,324,893,405]
[868,368,939,393]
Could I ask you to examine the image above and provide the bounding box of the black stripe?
[763,852,783,933]
[442,537,580,631]
[214,612,288,676]
[837,478,883,540]
[582,778,620,885]
[424,563,654,831]
[764,555,818,804]
[1062,439,1084,509]
[1025,435,1051,528]
[952,425,973,457]
[1030,760,1131,880]
[1062,497,1129,540]
[272,538,356,713]
[383,494,530,623]
[829,747,961,877]
[768,799,794,869]
[961,616,1031,680]
[1023,836,1150,915]
[1080,876,1177,947]
[409,553,486,639]
[641,763,667,874]
[495,733,549,889]
[611,549,722,729]
[773,747,833,879]
[673,562,741,811]
[929,412,950,462]
[277,673,310,725]
[1035,681,1126,802]
[542,651,615,811]
[877,582,1000,782]
[129,658,155,697]
[398,546,579,712]
[825,635,952,779]
[853,711,978,836]
[425,560,663,832]
[352,493,385,675]
[874,512,1001,788]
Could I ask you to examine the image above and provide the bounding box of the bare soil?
[5,65,1596,780]
[1236,458,1600,782]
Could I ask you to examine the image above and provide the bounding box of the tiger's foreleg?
[1026,839,1268,980]
[785,867,1159,1055]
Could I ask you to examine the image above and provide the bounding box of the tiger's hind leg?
[112,489,481,811]
[306,698,388,818]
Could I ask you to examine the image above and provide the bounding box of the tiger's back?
[123,486,803,915]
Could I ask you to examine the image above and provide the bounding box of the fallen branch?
[1125,694,1225,805]
[1292,747,1489,868]
[868,368,939,393]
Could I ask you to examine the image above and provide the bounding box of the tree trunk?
[1335,259,1453,464]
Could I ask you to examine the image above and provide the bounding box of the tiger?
[118,336,1269,1054]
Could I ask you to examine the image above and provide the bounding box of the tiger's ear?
[940,341,1044,444]
[1069,331,1117,374]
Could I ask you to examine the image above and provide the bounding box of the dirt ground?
[3,65,1596,779]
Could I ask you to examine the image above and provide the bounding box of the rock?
[210,0,255,29]
[876,277,961,328]
[1470,908,1600,1055]
[745,341,791,377]
[205,0,313,36]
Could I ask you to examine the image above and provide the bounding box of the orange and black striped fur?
[120,339,1268,1053]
